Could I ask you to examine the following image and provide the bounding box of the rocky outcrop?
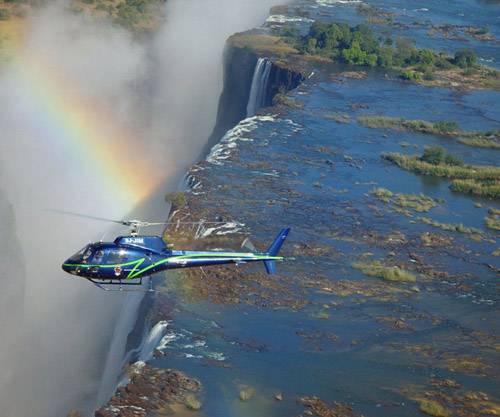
[95,363,201,417]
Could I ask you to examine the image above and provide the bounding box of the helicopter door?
[90,250,104,274]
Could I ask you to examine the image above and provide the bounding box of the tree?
[394,37,416,66]
[378,46,393,67]
[305,38,317,54]
[417,49,436,66]
[454,48,477,68]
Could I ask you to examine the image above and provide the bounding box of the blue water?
[149,1,499,416]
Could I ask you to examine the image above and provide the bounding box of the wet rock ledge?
[95,363,201,417]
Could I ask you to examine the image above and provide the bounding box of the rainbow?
[6,27,165,208]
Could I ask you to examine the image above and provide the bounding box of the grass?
[458,136,500,149]
[228,34,298,56]
[419,400,451,417]
[484,208,500,231]
[385,152,500,182]
[384,152,500,199]
[352,261,416,283]
[450,179,500,199]
[420,217,484,236]
[358,116,500,149]
[372,188,438,212]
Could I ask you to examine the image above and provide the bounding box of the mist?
[0,0,280,416]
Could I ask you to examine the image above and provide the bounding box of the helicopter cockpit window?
[93,250,105,262]
[68,245,92,263]
[105,249,129,264]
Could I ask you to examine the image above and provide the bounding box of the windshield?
[67,245,92,263]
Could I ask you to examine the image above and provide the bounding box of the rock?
[185,394,202,410]
[67,411,84,417]
[410,285,421,293]
[239,385,255,401]
[95,365,201,417]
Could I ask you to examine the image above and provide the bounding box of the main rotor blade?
[46,210,234,228]
[45,209,126,225]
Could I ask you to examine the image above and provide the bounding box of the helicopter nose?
[62,262,74,274]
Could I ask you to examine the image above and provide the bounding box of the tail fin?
[263,228,290,275]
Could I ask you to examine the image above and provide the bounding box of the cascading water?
[138,320,170,362]
[246,57,273,117]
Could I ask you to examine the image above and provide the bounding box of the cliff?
[202,32,309,155]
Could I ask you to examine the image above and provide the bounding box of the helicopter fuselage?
[62,232,288,289]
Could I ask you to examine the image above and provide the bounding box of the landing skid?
[87,277,154,292]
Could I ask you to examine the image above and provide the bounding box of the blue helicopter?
[58,211,290,291]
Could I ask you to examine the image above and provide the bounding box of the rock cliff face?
[265,61,305,105]
[203,38,305,155]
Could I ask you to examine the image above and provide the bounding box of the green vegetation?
[384,148,500,199]
[420,146,464,166]
[291,22,475,71]
[229,34,298,57]
[372,188,438,212]
[352,261,416,283]
[420,217,484,236]
[450,179,500,199]
[419,400,451,417]
[115,0,155,27]
[165,192,186,209]
[484,208,500,231]
[275,21,499,89]
[454,48,477,68]
[358,116,500,149]
[70,0,164,29]
[372,187,393,202]
[0,9,10,20]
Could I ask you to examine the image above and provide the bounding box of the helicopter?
[57,211,291,291]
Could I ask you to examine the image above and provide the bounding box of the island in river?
[93,1,499,416]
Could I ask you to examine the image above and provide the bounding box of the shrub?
[165,192,186,209]
[399,69,421,81]
[420,146,445,165]
[454,48,477,68]
[0,9,10,20]
[433,121,458,134]
[372,187,393,202]
[444,154,464,166]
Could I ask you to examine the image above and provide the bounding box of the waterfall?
[246,58,272,117]
[138,320,169,362]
